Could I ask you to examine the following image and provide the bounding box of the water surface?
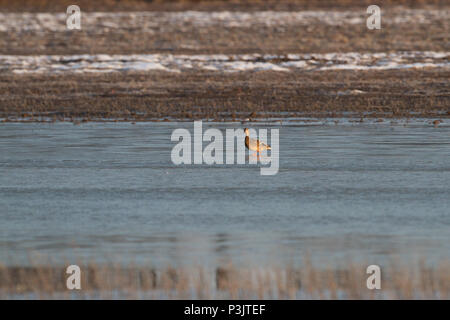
[1,122,449,267]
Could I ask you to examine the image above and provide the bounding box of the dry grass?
[1,69,449,121]
[3,23,448,56]
[0,258,448,299]
[1,7,448,55]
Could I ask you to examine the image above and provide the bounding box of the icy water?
[1,122,449,267]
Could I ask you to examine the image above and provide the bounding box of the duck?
[244,128,271,153]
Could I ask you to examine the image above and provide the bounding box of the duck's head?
[244,128,249,136]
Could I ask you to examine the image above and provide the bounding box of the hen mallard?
[244,128,271,152]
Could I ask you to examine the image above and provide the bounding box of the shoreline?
[1,69,448,121]
[1,117,448,124]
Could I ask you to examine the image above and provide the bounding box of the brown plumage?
[244,128,271,152]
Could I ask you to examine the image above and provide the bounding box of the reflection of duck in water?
[244,128,271,153]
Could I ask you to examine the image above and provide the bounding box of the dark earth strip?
[1,69,449,121]
[1,0,448,12]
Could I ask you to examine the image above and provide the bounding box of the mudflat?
[1,69,448,121]
[0,1,448,121]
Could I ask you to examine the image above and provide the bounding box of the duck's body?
[244,128,271,152]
